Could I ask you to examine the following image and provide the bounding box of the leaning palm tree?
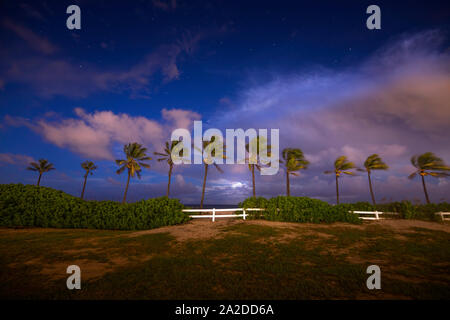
[80,161,97,200]
[409,152,450,204]
[154,140,180,197]
[358,154,388,205]
[245,136,271,197]
[27,159,55,186]
[116,142,152,204]
[281,148,309,196]
[324,156,356,204]
[200,137,225,208]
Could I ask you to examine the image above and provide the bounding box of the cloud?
[152,0,177,11]
[162,108,201,129]
[106,177,121,186]
[19,3,47,22]
[0,153,35,167]
[0,26,203,98]
[4,108,201,161]
[2,19,57,55]
[203,30,450,202]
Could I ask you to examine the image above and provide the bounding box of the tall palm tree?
[154,140,180,197]
[80,160,97,200]
[27,159,55,186]
[358,154,388,205]
[116,142,152,204]
[200,137,224,208]
[324,156,356,204]
[245,136,271,197]
[281,148,309,196]
[409,152,450,204]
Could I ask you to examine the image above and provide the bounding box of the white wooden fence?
[436,212,450,221]
[350,211,398,221]
[182,208,264,222]
[353,211,450,221]
[183,209,450,222]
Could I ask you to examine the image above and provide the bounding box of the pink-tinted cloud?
[152,0,177,11]
[162,108,201,129]
[4,108,201,161]
[0,153,35,166]
[2,19,57,55]
[19,3,47,22]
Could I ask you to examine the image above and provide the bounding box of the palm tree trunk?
[286,171,290,196]
[166,164,173,197]
[37,173,42,186]
[122,171,131,204]
[368,172,376,205]
[81,175,88,199]
[335,175,340,204]
[251,164,256,197]
[421,174,430,204]
[200,164,208,209]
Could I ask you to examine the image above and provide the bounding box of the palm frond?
[408,172,417,180]
[213,163,224,174]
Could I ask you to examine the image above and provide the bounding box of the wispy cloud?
[0,153,35,167]
[152,0,177,11]
[0,23,203,98]
[2,19,57,55]
[19,3,47,22]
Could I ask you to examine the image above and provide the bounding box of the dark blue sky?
[1,0,449,204]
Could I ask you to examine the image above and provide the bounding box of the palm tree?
[409,152,450,204]
[281,148,309,196]
[358,154,388,205]
[324,156,356,204]
[27,159,55,186]
[200,137,224,208]
[245,136,271,197]
[116,143,152,204]
[80,161,97,200]
[154,140,180,197]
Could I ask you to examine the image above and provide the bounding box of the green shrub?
[0,184,190,230]
[239,196,269,209]
[238,197,269,219]
[370,201,448,221]
[239,196,361,224]
[410,202,450,221]
[237,196,449,223]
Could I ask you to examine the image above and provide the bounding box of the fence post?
[375,211,379,220]
[243,209,246,220]
[440,212,444,221]
[212,208,215,222]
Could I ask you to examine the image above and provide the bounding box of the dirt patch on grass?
[127,219,244,241]
[368,219,450,233]
[9,252,156,281]
[39,259,112,281]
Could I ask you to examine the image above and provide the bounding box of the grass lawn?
[0,219,449,299]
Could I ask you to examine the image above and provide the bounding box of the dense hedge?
[0,184,190,230]
[240,196,450,222]
[336,201,449,221]
[240,196,361,223]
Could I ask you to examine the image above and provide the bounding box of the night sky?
[0,0,449,204]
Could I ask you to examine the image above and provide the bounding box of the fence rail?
[436,212,450,221]
[183,208,264,222]
[350,211,399,220]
